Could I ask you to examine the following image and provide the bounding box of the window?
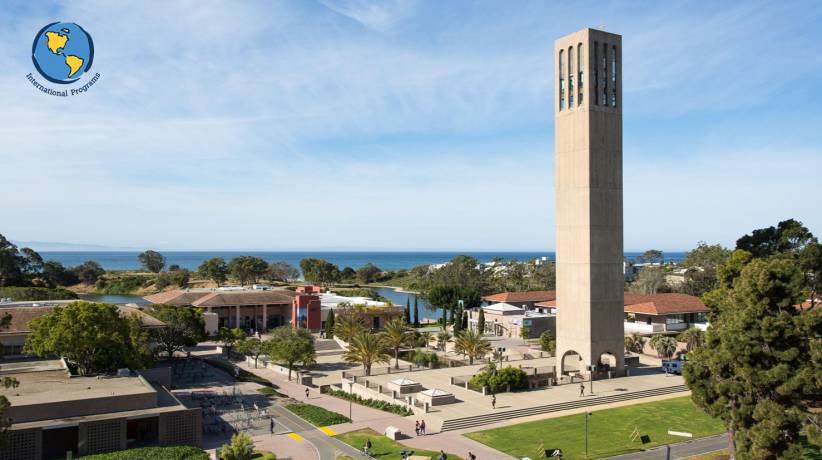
[593,42,599,105]
[568,46,574,108]
[578,43,584,105]
[558,50,565,110]
[601,42,608,106]
[611,45,617,107]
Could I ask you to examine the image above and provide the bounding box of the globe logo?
[31,22,94,84]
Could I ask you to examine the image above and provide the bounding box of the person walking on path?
[579,382,585,397]
[420,419,426,435]
[269,417,275,435]
[305,388,310,400]
[415,420,420,436]
[363,439,372,456]
[491,394,496,409]
[438,450,447,460]
[468,452,476,460]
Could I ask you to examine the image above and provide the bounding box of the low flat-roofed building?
[0,303,165,358]
[468,302,556,339]
[480,291,556,310]
[145,287,297,332]
[0,359,200,460]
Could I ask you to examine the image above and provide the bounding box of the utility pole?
[347,381,353,420]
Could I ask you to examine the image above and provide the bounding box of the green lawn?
[286,403,351,426]
[465,397,726,459]
[336,428,464,460]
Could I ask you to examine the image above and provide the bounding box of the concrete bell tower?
[554,28,624,374]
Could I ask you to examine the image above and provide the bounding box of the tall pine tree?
[413,296,420,327]
[404,298,411,324]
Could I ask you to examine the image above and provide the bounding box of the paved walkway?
[236,359,511,459]
[604,433,728,459]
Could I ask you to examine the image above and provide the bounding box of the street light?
[584,412,592,458]
[347,381,353,420]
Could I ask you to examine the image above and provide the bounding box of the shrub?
[96,275,148,294]
[469,364,528,392]
[324,388,414,416]
[539,330,556,353]
[410,349,441,368]
[285,403,350,426]
[220,432,254,460]
[0,286,77,301]
[81,445,208,460]
[257,386,285,398]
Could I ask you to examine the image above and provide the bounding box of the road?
[604,433,728,459]
[269,403,366,460]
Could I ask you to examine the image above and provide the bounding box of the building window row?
[593,41,618,108]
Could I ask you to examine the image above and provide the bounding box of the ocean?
[39,251,686,272]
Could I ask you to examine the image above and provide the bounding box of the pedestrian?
[491,394,496,409]
[269,417,275,435]
[305,388,310,400]
[439,449,447,460]
[420,419,426,435]
[468,452,476,460]
[415,420,420,436]
[364,439,372,456]
[579,382,585,397]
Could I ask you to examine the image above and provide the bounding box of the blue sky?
[1,0,821,251]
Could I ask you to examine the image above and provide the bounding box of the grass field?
[465,397,726,459]
[336,428,464,460]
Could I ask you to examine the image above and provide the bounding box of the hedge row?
[325,388,414,416]
[81,446,208,460]
[285,403,350,426]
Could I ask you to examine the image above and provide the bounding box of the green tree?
[138,250,166,273]
[413,296,420,327]
[343,331,389,376]
[453,329,492,365]
[228,256,269,285]
[265,327,315,380]
[629,267,670,294]
[19,247,43,276]
[219,432,254,460]
[649,335,677,359]
[324,308,335,338]
[341,266,356,280]
[436,330,451,351]
[380,318,409,369]
[40,260,79,287]
[735,218,816,258]
[356,263,382,284]
[684,256,822,458]
[404,298,411,324]
[146,305,206,359]
[71,260,105,284]
[637,249,664,264]
[0,375,20,448]
[268,261,299,282]
[24,301,153,375]
[0,235,26,287]
[236,337,264,368]
[539,330,556,353]
[333,309,365,343]
[678,242,731,297]
[677,327,705,352]
[217,327,247,357]
[624,333,646,354]
[198,257,228,286]
[477,308,486,335]
[299,258,341,287]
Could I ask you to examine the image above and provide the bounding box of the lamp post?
[347,381,353,420]
[585,412,592,458]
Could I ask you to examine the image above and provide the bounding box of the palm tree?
[453,329,492,365]
[381,318,409,369]
[650,335,678,359]
[677,327,705,352]
[334,313,365,343]
[624,333,647,353]
[343,331,390,376]
[436,330,452,352]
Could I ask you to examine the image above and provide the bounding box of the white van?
[662,360,683,375]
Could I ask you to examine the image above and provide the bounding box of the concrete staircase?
[439,384,688,432]
[314,339,343,354]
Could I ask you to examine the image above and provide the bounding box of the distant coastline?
[37,250,687,272]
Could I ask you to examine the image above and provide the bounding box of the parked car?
[662,359,683,375]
